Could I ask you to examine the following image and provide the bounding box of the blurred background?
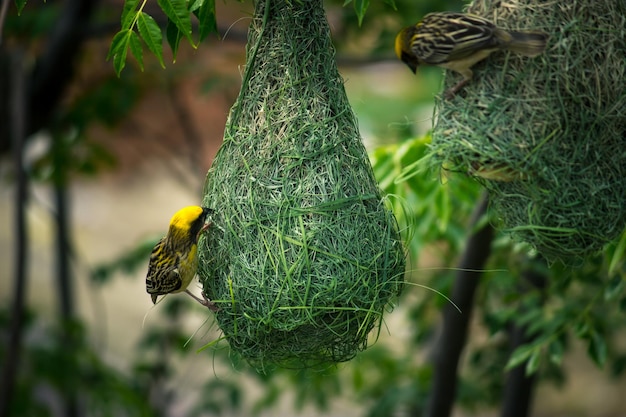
[1,0,626,416]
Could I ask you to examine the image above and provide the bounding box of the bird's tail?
[495,29,548,57]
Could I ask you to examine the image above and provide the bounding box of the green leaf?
[157,0,193,45]
[189,0,203,12]
[548,338,565,366]
[352,367,364,391]
[611,355,626,377]
[435,182,450,232]
[525,348,541,376]
[107,30,132,77]
[506,343,536,371]
[381,0,396,10]
[608,229,626,276]
[195,0,218,42]
[353,0,370,26]
[121,0,140,30]
[136,12,165,68]
[129,31,144,71]
[166,18,183,61]
[15,0,28,15]
[574,319,590,338]
[587,330,607,367]
[604,275,625,301]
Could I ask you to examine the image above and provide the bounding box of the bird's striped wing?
[146,238,183,299]
[411,12,499,64]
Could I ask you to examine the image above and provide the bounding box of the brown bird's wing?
[411,12,500,65]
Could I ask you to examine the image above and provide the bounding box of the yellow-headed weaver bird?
[145,206,219,312]
[395,12,548,98]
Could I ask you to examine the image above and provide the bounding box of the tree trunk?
[0,51,29,417]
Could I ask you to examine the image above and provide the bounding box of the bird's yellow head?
[168,206,212,242]
[394,26,419,74]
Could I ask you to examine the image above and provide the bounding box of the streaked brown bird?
[395,12,548,98]
[145,206,219,311]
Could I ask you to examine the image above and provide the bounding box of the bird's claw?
[443,79,469,99]
[201,291,220,313]
[185,289,220,312]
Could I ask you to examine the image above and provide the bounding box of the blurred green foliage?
[0,309,154,417]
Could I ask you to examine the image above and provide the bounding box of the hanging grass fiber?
[198,0,405,370]
[429,0,626,262]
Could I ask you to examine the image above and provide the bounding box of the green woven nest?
[429,0,626,262]
[198,0,405,370]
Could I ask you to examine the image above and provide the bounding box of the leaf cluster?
[498,258,626,377]
[370,134,483,262]
[107,0,218,76]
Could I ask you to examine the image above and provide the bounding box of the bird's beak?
[200,207,214,235]
[401,52,418,74]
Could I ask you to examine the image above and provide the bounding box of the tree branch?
[425,192,493,417]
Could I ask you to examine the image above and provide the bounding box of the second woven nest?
[430,0,626,262]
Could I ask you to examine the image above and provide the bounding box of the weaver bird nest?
[199,0,405,370]
[430,0,626,262]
